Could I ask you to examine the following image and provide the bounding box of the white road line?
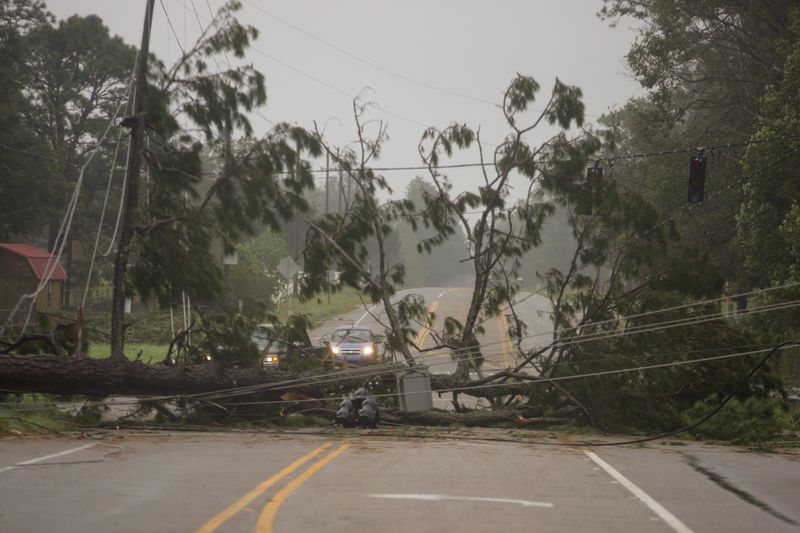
[0,443,97,474]
[584,451,694,533]
[369,493,553,508]
[354,303,381,326]
[436,287,465,299]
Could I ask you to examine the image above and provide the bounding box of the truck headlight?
[363,345,374,356]
[331,345,340,354]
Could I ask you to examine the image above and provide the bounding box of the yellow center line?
[493,313,507,369]
[193,443,332,533]
[256,444,351,533]
[414,300,439,348]
[497,307,514,368]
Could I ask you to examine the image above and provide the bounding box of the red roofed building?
[0,244,67,323]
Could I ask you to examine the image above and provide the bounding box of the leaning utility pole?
[324,152,330,214]
[110,0,155,360]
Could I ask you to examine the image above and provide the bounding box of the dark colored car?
[251,324,287,367]
[324,326,380,366]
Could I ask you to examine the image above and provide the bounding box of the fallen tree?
[0,354,539,404]
[0,354,399,398]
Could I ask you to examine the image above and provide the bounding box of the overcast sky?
[48,0,642,198]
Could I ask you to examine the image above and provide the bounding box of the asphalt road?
[1,432,798,532]
[309,285,553,375]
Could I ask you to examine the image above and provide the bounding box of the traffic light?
[688,155,706,203]
[587,165,604,180]
[577,165,603,216]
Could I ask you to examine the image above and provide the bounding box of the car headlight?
[363,345,374,356]
[331,345,340,354]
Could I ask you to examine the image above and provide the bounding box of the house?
[0,243,67,324]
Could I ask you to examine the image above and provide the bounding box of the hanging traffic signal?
[587,165,604,180]
[688,155,706,203]
[577,164,603,216]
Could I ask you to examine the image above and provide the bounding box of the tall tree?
[598,1,800,289]
[737,22,800,294]
[23,13,136,249]
[418,75,592,381]
[396,177,471,288]
[109,0,320,358]
[600,0,796,128]
[0,0,58,241]
[301,100,426,365]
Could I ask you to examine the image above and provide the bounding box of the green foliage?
[299,100,431,364]
[230,228,287,308]
[0,1,60,240]
[128,1,321,327]
[600,1,796,125]
[737,26,800,291]
[597,2,800,291]
[417,74,591,377]
[197,310,260,366]
[535,284,787,433]
[22,12,137,264]
[683,396,796,443]
[6,313,84,355]
[83,309,174,344]
[0,394,74,434]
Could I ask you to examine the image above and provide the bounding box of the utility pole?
[338,167,344,213]
[110,0,155,360]
[325,152,330,215]
[325,153,331,304]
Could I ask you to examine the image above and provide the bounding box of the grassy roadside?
[0,395,75,434]
[87,343,169,364]
[276,287,366,325]
[78,289,366,364]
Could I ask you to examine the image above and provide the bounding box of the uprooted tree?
[415,75,593,387]
[1,2,793,437]
[299,99,432,366]
[1,2,320,372]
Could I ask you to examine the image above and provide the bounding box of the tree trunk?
[0,354,397,397]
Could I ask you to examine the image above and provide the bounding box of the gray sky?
[48,0,641,198]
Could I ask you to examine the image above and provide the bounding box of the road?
[310,285,553,375]
[1,432,798,532]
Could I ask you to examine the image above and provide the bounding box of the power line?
[271,132,800,175]
[163,286,800,401]
[240,0,499,107]
[82,86,134,309]
[0,97,130,338]
[5,130,798,178]
[159,0,188,56]
[151,293,800,402]
[413,280,800,361]
[186,345,798,406]
[3,343,793,413]
[169,0,433,131]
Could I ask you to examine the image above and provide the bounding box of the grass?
[87,343,169,364]
[81,309,174,344]
[74,289,366,365]
[276,287,366,326]
[0,395,75,435]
